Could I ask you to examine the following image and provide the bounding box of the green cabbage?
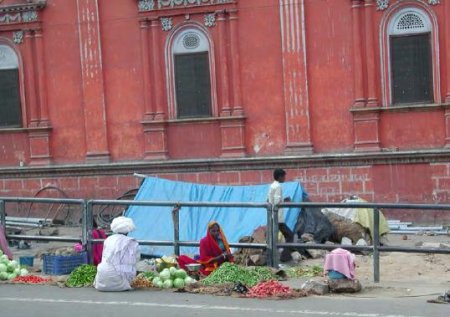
[173,278,185,288]
[169,267,177,277]
[163,279,173,289]
[20,268,29,276]
[0,272,8,280]
[0,254,9,263]
[7,263,15,273]
[0,250,3,256]
[0,263,6,273]
[184,276,196,285]
[159,269,171,281]
[152,276,161,285]
[175,269,187,279]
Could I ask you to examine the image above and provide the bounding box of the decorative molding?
[160,17,173,31]
[1,149,450,178]
[13,31,24,44]
[0,10,39,24]
[376,0,389,11]
[376,0,440,11]
[138,0,155,11]
[204,13,216,27]
[0,1,46,14]
[21,10,38,22]
[137,0,234,11]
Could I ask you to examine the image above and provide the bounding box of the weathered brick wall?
[1,163,449,225]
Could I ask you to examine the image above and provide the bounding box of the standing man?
[267,168,294,262]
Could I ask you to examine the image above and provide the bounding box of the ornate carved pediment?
[0,0,46,25]
[137,0,234,12]
[376,0,440,11]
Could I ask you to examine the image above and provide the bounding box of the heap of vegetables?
[0,251,29,281]
[13,275,51,284]
[286,265,323,278]
[246,280,293,298]
[201,263,276,287]
[131,271,157,288]
[66,264,97,287]
[152,267,196,289]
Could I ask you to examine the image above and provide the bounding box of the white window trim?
[165,22,218,120]
[380,2,441,107]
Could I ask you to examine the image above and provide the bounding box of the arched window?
[384,6,439,106]
[0,44,21,127]
[167,26,215,119]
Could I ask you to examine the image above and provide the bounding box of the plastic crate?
[43,252,87,275]
[19,256,34,267]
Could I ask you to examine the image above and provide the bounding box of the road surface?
[0,284,447,317]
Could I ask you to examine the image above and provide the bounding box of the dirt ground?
[6,226,450,297]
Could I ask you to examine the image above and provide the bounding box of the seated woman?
[94,216,140,291]
[178,221,233,276]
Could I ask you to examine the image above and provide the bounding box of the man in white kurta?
[94,216,139,291]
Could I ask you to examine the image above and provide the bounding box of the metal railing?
[276,202,450,282]
[0,197,86,244]
[1,197,449,283]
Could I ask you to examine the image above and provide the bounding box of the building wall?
[0,0,450,224]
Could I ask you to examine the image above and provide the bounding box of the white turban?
[110,216,135,234]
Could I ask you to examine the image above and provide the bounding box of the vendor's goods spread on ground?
[152,267,196,289]
[285,265,323,278]
[201,263,276,287]
[12,275,52,284]
[0,251,29,281]
[246,280,300,299]
[66,264,97,287]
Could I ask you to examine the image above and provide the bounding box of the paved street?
[0,284,448,317]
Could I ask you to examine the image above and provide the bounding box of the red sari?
[92,229,107,266]
[178,222,234,276]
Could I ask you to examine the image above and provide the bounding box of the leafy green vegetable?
[184,276,196,285]
[173,277,185,288]
[201,263,276,287]
[175,269,187,279]
[66,264,97,287]
[163,279,173,288]
[160,269,171,281]
[286,265,323,278]
[138,271,156,281]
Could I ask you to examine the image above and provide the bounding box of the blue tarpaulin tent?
[125,177,306,256]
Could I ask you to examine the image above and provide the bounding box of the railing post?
[272,205,279,268]
[373,208,380,283]
[172,204,180,256]
[81,200,88,248]
[86,200,94,264]
[0,200,5,227]
[266,203,273,267]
